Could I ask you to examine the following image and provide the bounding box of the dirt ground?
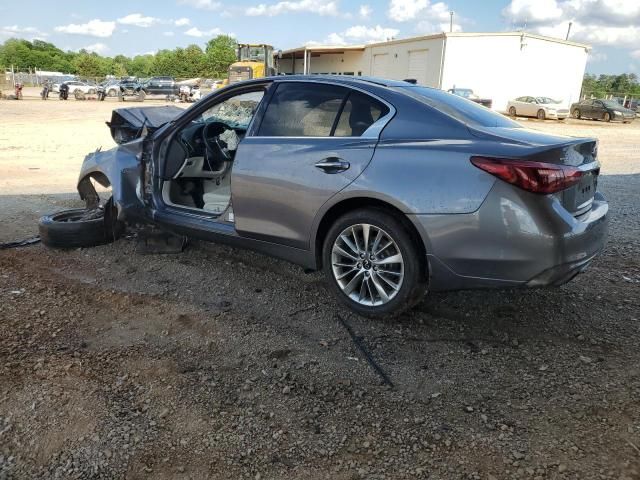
[0,96,639,480]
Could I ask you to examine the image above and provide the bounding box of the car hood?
[106,106,183,144]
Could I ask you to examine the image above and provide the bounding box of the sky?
[1,0,639,75]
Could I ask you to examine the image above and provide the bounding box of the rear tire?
[573,109,581,119]
[537,109,546,120]
[322,208,427,317]
[508,106,516,117]
[39,199,123,249]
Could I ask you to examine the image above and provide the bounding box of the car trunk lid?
[469,126,599,216]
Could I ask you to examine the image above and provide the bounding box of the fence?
[581,90,639,104]
[2,70,220,89]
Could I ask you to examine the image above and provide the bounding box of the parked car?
[624,98,638,113]
[63,80,97,95]
[117,77,145,101]
[100,80,121,97]
[447,88,492,108]
[507,96,569,120]
[142,76,179,96]
[39,76,608,317]
[570,99,635,123]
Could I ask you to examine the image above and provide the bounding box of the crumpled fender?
[77,138,146,220]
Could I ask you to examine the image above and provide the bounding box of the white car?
[507,96,569,120]
[61,80,97,95]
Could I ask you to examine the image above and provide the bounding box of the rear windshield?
[396,86,521,128]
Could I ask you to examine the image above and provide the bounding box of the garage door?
[372,54,389,78]
[407,49,428,85]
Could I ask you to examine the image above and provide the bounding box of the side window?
[200,90,265,129]
[333,91,389,137]
[258,83,347,137]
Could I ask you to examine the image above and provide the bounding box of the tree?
[205,35,237,78]
[113,62,128,77]
[582,72,640,97]
[73,53,103,78]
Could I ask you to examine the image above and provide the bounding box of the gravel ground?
[1,102,639,479]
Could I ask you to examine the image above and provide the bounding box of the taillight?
[470,156,583,194]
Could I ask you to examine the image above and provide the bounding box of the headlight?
[547,108,556,113]
[614,111,622,116]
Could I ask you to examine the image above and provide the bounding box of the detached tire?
[322,208,427,317]
[39,200,123,249]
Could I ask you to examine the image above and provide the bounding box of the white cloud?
[54,19,116,38]
[388,0,428,22]
[164,31,175,36]
[246,0,339,16]
[309,24,400,46]
[344,25,400,42]
[174,17,191,26]
[0,25,48,38]
[388,0,459,32]
[178,0,222,10]
[184,26,223,37]
[587,50,607,62]
[117,13,160,28]
[359,5,372,18]
[82,42,109,54]
[503,0,563,24]
[503,0,640,47]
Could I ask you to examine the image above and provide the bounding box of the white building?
[277,32,590,112]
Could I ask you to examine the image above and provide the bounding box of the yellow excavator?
[228,44,277,84]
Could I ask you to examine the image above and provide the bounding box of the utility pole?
[565,22,573,40]
[449,11,454,32]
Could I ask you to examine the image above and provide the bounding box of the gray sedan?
[40,76,608,317]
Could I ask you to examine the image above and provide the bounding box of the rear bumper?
[412,183,608,291]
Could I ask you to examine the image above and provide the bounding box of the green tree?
[73,53,103,77]
[113,62,128,77]
[205,35,237,78]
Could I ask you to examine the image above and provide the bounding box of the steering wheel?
[202,121,233,163]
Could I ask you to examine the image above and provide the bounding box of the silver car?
[39,76,608,316]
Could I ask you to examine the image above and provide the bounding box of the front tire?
[322,208,426,317]
[39,199,123,249]
[537,109,546,120]
[603,112,611,122]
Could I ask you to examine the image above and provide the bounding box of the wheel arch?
[312,194,430,278]
[77,171,112,210]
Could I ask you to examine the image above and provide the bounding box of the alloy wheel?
[331,223,404,306]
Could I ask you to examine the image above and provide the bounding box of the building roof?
[278,44,365,58]
[280,32,589,56]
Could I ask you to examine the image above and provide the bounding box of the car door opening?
[159,90,266,217]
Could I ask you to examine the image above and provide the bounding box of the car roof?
[269,74,414,88]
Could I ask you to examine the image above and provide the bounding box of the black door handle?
[315,157,350,173]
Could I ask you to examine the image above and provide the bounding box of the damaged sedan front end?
[76,106,183,219]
